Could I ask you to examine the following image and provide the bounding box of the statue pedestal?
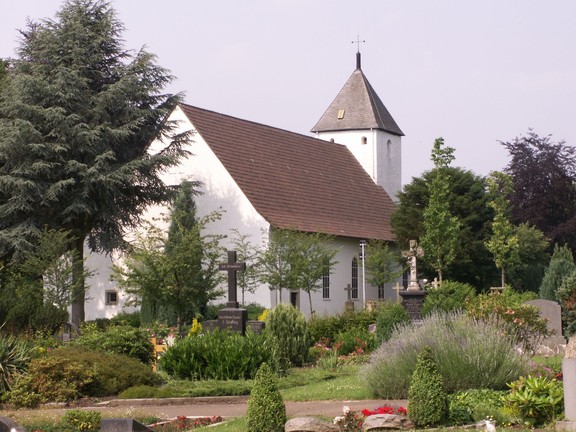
[399,290,427,321]
[217,308,248,335]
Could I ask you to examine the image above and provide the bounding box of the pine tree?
[540,244,576,300]
[0,0,189,327]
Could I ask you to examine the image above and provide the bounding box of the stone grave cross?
[218,250,246,308]
[402,240,424,291]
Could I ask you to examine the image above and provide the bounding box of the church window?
[361,136,367,144]
[337,109,345,119]
[330,138,335,142]
[351,258,358,299]
[322,259,330,299]
[105,290,118,305]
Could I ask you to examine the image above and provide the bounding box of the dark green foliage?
[421,280,475,316]
[4,346,160,406]
[0,334,35,393]
[375,301,410,343]
[159,329,279,380]
[246,363,286,432]
[73,324,154,364]
[392,167,497,290]
[63,410,102,432]
[448,389,506,425]
[540,244,575,300]
[556,271,576,336]
[0,0,189,327]
[265,304,310,368]
[308,309,377,344]
[407,347,449,428]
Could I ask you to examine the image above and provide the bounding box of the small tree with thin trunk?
[421,138,461,284]
[485,171,520,288]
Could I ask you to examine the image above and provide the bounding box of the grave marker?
[217,250,248,334]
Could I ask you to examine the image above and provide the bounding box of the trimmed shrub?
[540,244,575,300]
[73,324,154,364]
[4,346,160,406]
[407,347,448,428]
[422,280,475,316]
[4,355,93,407]
[159,329,279,380]
[361,311,528,398]
[265,304,310,368]
[246,363,286,432]
[374,301,410,343]
[555,271,576,336]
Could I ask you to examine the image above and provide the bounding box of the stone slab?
[101,419,153,432]
[0,417,26,432]
[285,417,339,432]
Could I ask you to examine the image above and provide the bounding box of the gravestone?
[101,419,153,432]
[246,320,265,334]
[399,240,426,320]
[217,251,248,335]
[557,335,576,431]
[525,299,566,354]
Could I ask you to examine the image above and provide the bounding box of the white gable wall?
[83,107,401,321]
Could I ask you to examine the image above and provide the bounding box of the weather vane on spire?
[352,34,365,70]
[351,34,366,53]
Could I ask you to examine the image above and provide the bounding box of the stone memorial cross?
[402,240,424,291]
[218,250,246,308]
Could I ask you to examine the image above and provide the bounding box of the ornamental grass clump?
[361,311,528,398]
[246,363,286,432]
[408,347,448,428]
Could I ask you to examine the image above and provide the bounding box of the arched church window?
[330,138,335,143]
[351,258,358,299]
[361,136,367,144]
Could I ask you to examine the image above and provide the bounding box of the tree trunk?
[308,291,313,317]
[70,236,86,330]
[501,267,506,289]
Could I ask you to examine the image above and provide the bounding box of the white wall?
[315,130,402,202]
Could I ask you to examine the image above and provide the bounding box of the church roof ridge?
[178,102,396,241]
[311,60,404,136]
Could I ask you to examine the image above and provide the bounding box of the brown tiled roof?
[311,65,404,136]
[179,103,396,241]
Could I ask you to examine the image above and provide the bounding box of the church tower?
[311,52,403,201]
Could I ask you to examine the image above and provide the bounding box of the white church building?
[83,52,405,320]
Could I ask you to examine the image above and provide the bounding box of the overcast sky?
[2,1,575,185]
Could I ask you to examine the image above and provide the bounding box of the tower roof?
[311,53,404,136]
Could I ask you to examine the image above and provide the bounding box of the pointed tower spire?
[352,35,365,70]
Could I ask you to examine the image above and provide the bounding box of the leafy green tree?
[485,171,520,288]
[420,138,461,284]
[259,229,337,316]
[392,167,496,289]
[540,244,576,300]
[230,229,262,306]
[0,0,189,328]
[502,130,576,252]
[508,223,549,293]
[114,184,225,333]
[365,240,403,290]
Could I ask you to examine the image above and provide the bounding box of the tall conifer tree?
[0,0,188,327]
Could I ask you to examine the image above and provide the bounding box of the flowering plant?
[334,405,407,432]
